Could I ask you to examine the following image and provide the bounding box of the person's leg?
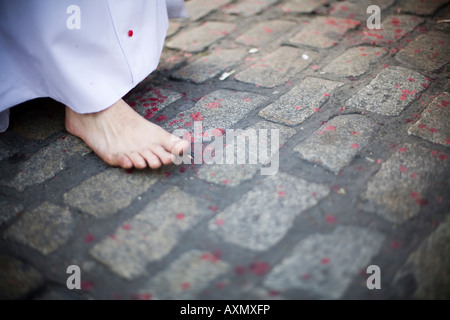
[65,99,189,169]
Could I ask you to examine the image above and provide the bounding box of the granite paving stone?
[164,89,268,132]
[139,250,230,299]
[289,16,360,49]
[264,226,384,299]
[0,255,44,300]
[394,215,450,299]
[396,0,449,16]
[362,143,449,224]
[236,20,298,47]
[259,77,344,126]
[408,92,450,147]
[208,172,330,251]
[5,202,75,255]
[294,115,378,174]
[322,46,388,78]
[395,32,450,72]
[172,48,248,83]
[1,135,91,192]
[235,46,318,88]
[185,0,233,21]
[345,66,430,116]
[90,187,214,280]
[223,0,279,17]
[63,168,159,218]
[197,121,296,186]
[165,22,236,53]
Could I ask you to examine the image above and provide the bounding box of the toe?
[153,145,174,166]
[115,154,134,169]
[129,152,147,169]
[141,150,162,169]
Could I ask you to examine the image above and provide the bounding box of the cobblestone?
[197,121,296,186]
[288,16,360,49]
[394,215,450,299]
[164,89,267,131]
[235,46,318,88]
[361,15,424,45]
[140,250,230,299]
[208,173,329,251]
[396,0,449,16]
[395,31,450,72]
[264,226,384,299]
[259,77,344,126]
[345,66,430,116]
[63,168,159,218]
[236,20,297,47]
[1,135,90,192]
[223,0,279,17]
[185,0,232,21]
[0,255,44,300]
[408,92,450,147]
[5,202,75,255]
[362,143,449,224]
[321,46,388,78]
[294,115,377,174]
[90,187,213,280]
[172,48,248,83]
[280,0,333,14]
[165,22,236,53]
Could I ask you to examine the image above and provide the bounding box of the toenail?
[128,30,133,37]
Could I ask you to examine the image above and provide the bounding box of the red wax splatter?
[209,205,219,212]
[156,115,166,122]
[277,191,285,197]
[398,147,407,152]
[201,253,220,263]
[176,213,185,220]
[429,127,438,133]
[399,166,408,173]
[325,126,336,131]
[235,266,246,275]
[128,30,133,37]
[351,144,359,149]
[325,214,337,224]
[84,234,94,243]
[418,124,427,129]
[181,282,191,290]
[205,102,221,109]
[190,112,204,121]
[81,281,94,291]
[391,241,401,249]
[321,258,330,265]
[301,273,311,280]
[122,223,131,230]
[133,293,152,300]
[249,262,270,276]
[215,219,225,226]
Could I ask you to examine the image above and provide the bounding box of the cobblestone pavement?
[1,0,449,300]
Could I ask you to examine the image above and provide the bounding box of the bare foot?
[65,99,190,169]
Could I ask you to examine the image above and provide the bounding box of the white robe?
[0,0,186,132]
